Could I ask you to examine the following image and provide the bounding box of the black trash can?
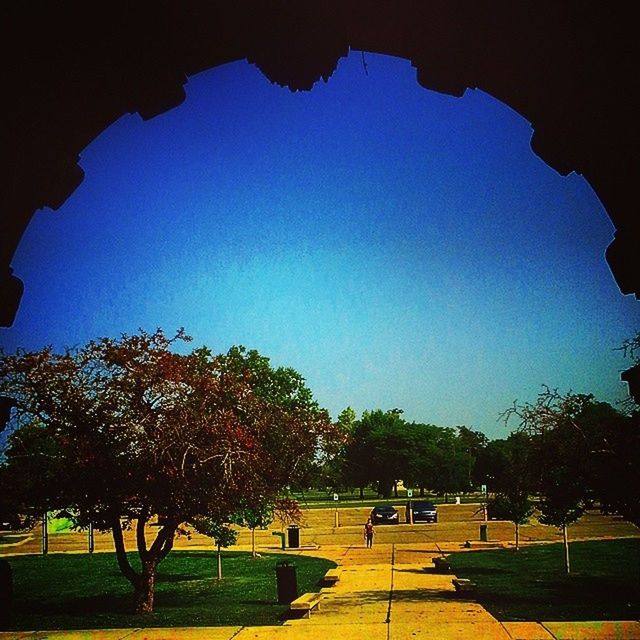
[275,560,298,604]
[287,525,300,548]
[0,558,12,630]
[480,523,488,542]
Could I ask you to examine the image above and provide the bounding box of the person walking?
[364,517,375,548]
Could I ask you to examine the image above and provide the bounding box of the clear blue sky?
[1,52,638,439]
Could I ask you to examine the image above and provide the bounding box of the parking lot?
[2,503,638,557]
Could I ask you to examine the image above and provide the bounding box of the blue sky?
[1,52,638,439]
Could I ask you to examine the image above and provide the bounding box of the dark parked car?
[406,500,437,523]
[370,505,399,524]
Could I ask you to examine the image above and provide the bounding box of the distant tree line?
[302,386,639,572]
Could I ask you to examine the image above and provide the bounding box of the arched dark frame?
[2,2,638,391]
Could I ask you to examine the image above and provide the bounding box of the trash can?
[287,525,300,548]
[0,558,12,630]
[480,523,488,542]
[275,560,298,604]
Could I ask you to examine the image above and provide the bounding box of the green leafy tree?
[456,426,489,487]
[502,386,594,573]
[402,422,442,496]
[484,431,535,550]
[309,407,357,494]
[487,491,535,550]
[342,412,376,498]
[233,501,274,559]
[428,427,473,498]
[191,517,238,579]
[0,330,337,612]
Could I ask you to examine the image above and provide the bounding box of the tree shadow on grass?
[451,566,510,576]
[14,592,134,617]
[156,572,202,583]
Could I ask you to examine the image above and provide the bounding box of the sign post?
[481,484,488,521]
[407,489,413,525]
[88,521,94,554]
[41,512,48,555]
[333,493,339,528]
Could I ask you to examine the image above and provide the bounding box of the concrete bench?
[452,578,477,594]
[432,556,451,573]
[290,592,322,618]
[322,568,340,586]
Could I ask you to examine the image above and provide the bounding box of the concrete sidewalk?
[2,543,639,639]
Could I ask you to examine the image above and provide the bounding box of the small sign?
[333,493,339,501]
[407,489,413,498]
[481,484,487,494]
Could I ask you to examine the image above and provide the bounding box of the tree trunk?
[251,527,256,558]
[420,487,425,497]
[111,517,140,589]
[110,513,176,615]
[562,524,571,574]
[393,482,398,498]
[134,560,157,614]
[515,522,520,551]
[217,543,222,580]
[359,486,364,499]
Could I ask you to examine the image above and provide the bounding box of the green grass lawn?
[6,550,335,631]
[448,538,640,621]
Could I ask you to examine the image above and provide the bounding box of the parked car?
[406,500,437,523]
[370,505,399,524]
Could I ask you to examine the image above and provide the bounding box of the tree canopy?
[0,329,338,612]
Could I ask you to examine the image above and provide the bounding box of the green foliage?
[340,409,478,498]
[190,518,238,549]
[0,329,338,613]
[487,492,534,525]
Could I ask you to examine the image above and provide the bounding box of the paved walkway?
[2,543,639,639]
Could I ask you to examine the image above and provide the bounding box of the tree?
[232,501,274,559]
[487,491,534,550]
[0,330,338,613]
[502,386,594,573]
[427,427,473,498]
[456,426,489,487]
[402,422,443,496]
[191,517,238,580]
[342,412,376,498]
[307,407,356,494]
[483,431,535,550]
[336,407,357,434]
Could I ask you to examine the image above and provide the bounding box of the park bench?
[452,578,477,595]
[289,592,322,618]
[322,568,340,586]
[432,556,451,573]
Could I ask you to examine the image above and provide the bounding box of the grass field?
[449,538,640,621]
[6,550,335,631]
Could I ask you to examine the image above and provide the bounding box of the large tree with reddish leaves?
[0,330,337,613]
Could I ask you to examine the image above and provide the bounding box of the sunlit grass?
[7,550,335,630]
[449,538,640,621]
